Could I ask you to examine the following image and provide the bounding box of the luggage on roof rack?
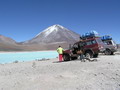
[101,35,112,41]
[80,30,99,40]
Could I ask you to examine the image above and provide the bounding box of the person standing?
[78,40,85,62]
[57,46,64,62]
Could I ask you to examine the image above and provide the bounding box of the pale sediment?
[0,55,120,90]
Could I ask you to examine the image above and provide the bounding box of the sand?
[0,54,120,90]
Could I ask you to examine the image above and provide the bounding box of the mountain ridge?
[0,24,80,51]
[22,24,80,44]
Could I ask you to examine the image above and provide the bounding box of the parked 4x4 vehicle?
[101,35,117,55]
[63,37,105,61]
[102,39,117,55]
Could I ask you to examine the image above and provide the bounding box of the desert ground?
[0,54,120,90]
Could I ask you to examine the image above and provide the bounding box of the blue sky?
[0,0,120,43]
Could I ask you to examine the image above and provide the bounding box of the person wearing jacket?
[57,46,64,62]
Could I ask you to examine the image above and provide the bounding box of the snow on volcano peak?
[43,25,58,35]
[36,24,65,37]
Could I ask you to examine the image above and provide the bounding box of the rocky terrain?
[0,54,120,90]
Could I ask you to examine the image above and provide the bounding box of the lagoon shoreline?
[0,50,56,53]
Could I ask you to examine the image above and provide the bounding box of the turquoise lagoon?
[0,51,58,64]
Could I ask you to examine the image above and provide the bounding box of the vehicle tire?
[93,54,98,58]
[85,51,93,58]
[110,52,114,55]
[104,49,111,55]
[71,57,77,60]
[63,54,70,61]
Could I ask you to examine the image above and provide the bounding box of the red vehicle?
[63,37,105,61]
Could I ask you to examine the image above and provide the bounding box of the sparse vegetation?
[13,60,19,63]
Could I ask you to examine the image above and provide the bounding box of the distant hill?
[0,35,23,51]
[0,35,16,44]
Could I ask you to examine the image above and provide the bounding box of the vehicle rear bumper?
[110,48,117,52]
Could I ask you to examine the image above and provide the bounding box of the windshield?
[112,40,116,45]
[96,38,103,44]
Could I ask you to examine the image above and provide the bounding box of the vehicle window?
[92,40,97,44]
[73,44,78,48]
[103,40,113,45]
[78,42,85,47]
[103,41,107,45]
[112,41,116,45]
[107,41,112,45]
[113,41,116,44]
[96,38,103,44]
[86,41,92,45]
